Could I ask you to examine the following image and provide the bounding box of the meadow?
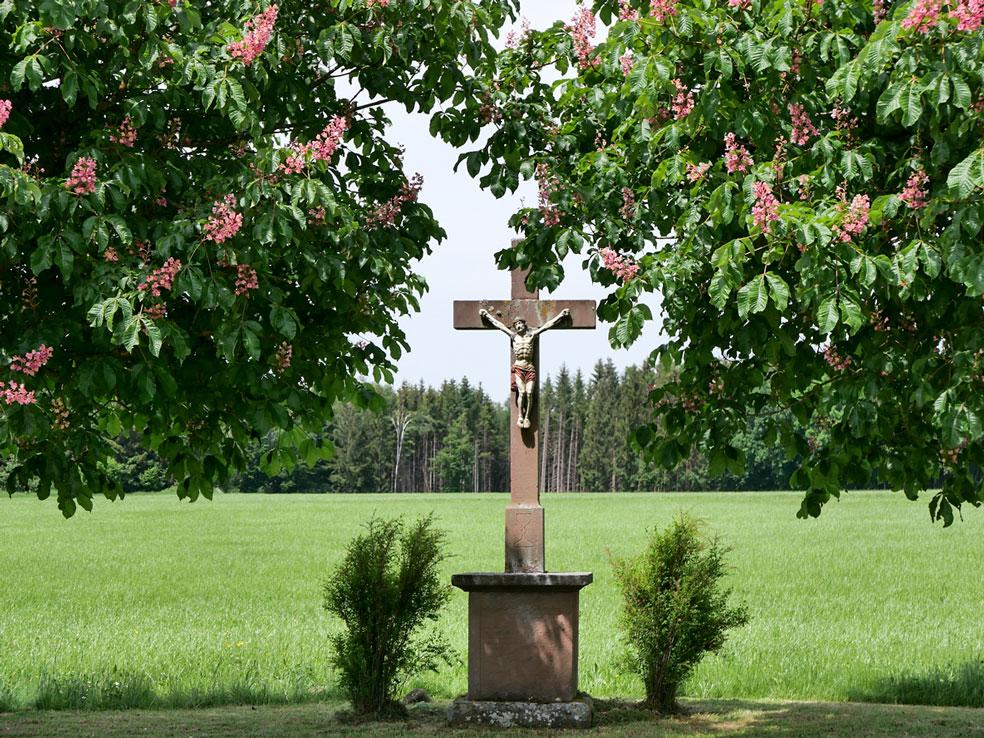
[1,491,983,712]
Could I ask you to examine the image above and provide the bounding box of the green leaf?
[765,273,790,313]
[142,317,162,357]
[876,82,902,122]
[270,305,297,339]
[817,296,839,334]
[839,297,863,333]
[900,83,922,127]
[709,270,733,309]
[737,274,768,319]
[950,75,971,109]
[947,148,984,199]
[10,58,28,91]
[0,132,25,164]
[120,316,142,351]
[61,68,78,105]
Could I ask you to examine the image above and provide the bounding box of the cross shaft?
[453,266,595,572]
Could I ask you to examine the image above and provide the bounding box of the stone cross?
[453,263,596,573]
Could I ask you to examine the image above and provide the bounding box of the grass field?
[1,491,983,712]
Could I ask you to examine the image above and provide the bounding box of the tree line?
[88,360,801,494]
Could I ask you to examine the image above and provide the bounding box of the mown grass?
[1,491,982,712]
[2,699,984,738]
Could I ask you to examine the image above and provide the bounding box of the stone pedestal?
[448,572,593,728]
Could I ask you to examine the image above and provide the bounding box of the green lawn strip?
[1,492,982,708]
[1,700,983,738]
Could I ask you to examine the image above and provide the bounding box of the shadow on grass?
[0,684,17,712]
[595,698,984,737]
[29,670,337,711]
[846,659,984,708]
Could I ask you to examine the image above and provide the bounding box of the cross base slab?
[451,572,592,703]
[447,694,593,729]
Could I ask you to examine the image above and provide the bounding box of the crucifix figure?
[478,307,571,428]
[453,255,596,573]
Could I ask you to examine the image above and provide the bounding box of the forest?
[97,361,803,494]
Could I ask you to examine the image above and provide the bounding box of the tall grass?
[0,491,981,710]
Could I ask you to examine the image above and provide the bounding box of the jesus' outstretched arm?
[531,308,571,337]
[479,308,515,336]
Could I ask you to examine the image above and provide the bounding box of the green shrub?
[612,514,749,713]
[323,515,452,717]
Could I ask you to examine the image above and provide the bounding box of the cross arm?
[453,299,597,330]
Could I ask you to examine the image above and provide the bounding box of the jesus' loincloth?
[511,364,536,391]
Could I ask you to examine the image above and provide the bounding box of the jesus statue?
[479,307,571,428]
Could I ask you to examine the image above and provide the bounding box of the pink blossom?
[0,381,36,406]
[600,247,640,282]
[308,206,326,224]
[620,187,636,220]
[834,194,871,243]
[234,264,259,296]
[772,136,787,176]
[751,181,781,234]
[724,132,753,174]
[901,0,942,32]
[951,0,984,30]
[797,174,811,201]
[228,5,279,65]
[619,0,640,20]
[138,258,182,297]
[567,5,599,69]
[788,103,819,146]
[620,53,634,76]
[671,79,695,120]
[686,162,711,182]
[823,345,852,371]
[0,99,11,128]
[275,342,292,374]
[729,0,751,8]
[309,116,348,162]
[505,17,531,48]
[110,116,137,147]
[367,0,389,6]
[143,303,167,320]
[66,156,97,195]
[899,170,929,209]
[104,247,119,263]
[873,0,887,22]
[10,344,54,376]
[203,195,243,243]
[366,173,423,227]
[649,0,678,22]
[281,144,306,175]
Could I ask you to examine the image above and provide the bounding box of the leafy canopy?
[0,0,515,515]
[472,0,984,523]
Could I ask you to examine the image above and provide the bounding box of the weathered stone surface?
[505,504,545,572]
[402,688,431,704]
[452,572,593,590]
[447,694,593,729]
[452,574,592,703]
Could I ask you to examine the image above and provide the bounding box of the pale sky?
[389,1,663,398]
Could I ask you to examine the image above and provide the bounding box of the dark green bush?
[323,515,452,717]
[612,514,749,713]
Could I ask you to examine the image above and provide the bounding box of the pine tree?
[579,360,621,491]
